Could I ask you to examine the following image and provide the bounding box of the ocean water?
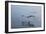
[11,5,41,28]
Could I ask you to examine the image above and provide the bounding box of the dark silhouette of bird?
[27,15,35,18]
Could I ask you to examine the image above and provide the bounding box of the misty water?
[11,5,41,28]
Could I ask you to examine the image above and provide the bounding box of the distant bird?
[27,15,35,18]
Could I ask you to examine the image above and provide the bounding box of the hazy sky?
[11,5,41,28]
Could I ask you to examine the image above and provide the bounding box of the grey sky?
[11,5,41,28]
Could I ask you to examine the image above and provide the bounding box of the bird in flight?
[27,15,35,18]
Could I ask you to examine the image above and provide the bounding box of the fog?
[11,5,41,28]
